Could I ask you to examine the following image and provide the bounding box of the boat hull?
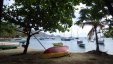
[0,45,18,49]
[78,44,85,48]
[41,46,69,58]
[0,42,19,49]
[61,39,71,41]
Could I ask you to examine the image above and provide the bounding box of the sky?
[3,0,92,37]
[3,0,14,6]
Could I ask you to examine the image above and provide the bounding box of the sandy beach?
[0,47,113,64]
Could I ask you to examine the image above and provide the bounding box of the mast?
[71,26,72,37]
[76,26,79,39]
[70,20,73,38]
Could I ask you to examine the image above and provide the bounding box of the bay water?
[29,37,113,55]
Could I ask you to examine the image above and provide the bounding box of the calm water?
[29,37,113,55]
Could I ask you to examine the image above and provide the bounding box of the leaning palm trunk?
[94,27,100,52]
[81,21,103,54]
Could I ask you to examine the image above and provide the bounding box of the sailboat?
[98,30,104,45]
[61,31,71,41]
[76,26,85,48]
[61,25,74,41]
[75,26,79,39]
[69,26,74,40]
[61,37,71,41]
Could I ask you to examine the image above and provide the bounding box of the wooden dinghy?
[41,46,69,58]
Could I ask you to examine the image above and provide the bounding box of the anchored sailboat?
[76,26,85,48]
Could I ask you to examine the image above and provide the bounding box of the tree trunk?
[94,27,100,52]
[103,0,113,17]
[0,0,4,22]
[23,28,31,54]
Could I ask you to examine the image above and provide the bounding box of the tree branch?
[30,29,43,36]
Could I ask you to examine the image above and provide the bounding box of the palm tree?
[76,7,106,53]
[82,21,104,52]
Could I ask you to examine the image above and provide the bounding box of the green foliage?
[0,22,23,38]
[2,0,76,33]
[77,5,108,23]
[103,28,113,38]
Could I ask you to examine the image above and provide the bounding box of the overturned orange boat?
[41,46,69,58]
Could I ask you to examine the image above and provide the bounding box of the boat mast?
[71,26,72,37]
[76,26,79,39]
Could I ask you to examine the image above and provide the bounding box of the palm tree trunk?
[23,28,31,54]
[94,27,100,52]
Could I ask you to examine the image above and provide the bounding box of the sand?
[0,47,113,64]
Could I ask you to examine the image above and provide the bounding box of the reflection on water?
[29,37,113,55]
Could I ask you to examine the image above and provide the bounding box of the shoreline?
[0,46,112,56]
[0,48,113,64]
[0,47,40,55]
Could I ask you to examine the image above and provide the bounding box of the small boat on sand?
[0,45,18,49]
[0,42,19,49]
[41,46,69,58]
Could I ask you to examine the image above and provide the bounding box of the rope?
[33,35,46,50]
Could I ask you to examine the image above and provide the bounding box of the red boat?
[41,46,69,58]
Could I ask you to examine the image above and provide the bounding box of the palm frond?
[83,21,95,25]
[98,22,105,29]
[81,21,94,28]
[87,27,94,40]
